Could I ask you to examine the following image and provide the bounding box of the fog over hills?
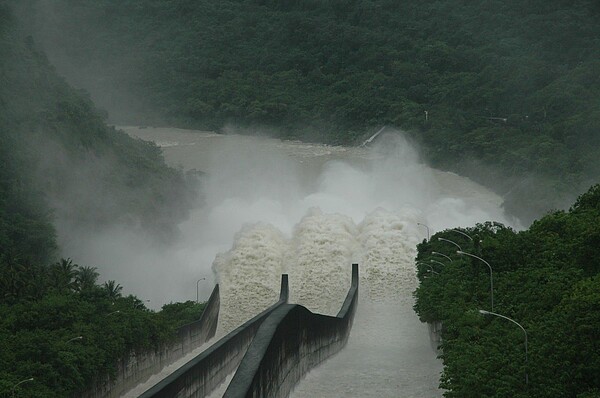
[20,0,600,224]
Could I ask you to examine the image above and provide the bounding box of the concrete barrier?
[138,274,290,398]
[76,284,220,398]
[223,263,359,398]
[177,285,221,355]
[428,321,443,353]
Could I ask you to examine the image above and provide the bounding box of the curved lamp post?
[479,309,528,385]
[12,377,33,398]
[438,237,462,252]
[432,251,452,262]
[451,228,473,241]
[430,259,446,268]
[427,265,439,275]
[196,278,206,303]
[417,223,430,240]
[66,336,83,343]
[416,262,438,276]
[458,251,493,311]
[107,310,120,316]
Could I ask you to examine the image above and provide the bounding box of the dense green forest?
[413,184,600,397]
[1,4,203,396]
[0,257,206,397]
[2,2,197,244]
[21,0,600,223]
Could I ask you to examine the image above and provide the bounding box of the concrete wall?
[223,263,359,398]
[428,321,443,353]
[138,274,290,398]
[76,285,220,398]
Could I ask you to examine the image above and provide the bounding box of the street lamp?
[417,261,439,274]
[432,251,452,262]
[438,237,462,251]
[430,259,446,268]
[479,309,528,385]
[427,265,439,275]
[417,223,430,240]
[12,377,33,398]
[196,278,206,303]
[66,336,83,343]
[458,251,493,311]
[451,228,473,241]
[107,310,120,316]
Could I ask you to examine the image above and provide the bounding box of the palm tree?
[76,266,99,292]
[49,258,79,292]
[103,280,123,300]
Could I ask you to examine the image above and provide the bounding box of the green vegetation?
[413,184,600,397]
[24,0,600,222]
[1,5,204,396]
[2,2,196,242]
[159,300,209,329]
[0,257,206,397]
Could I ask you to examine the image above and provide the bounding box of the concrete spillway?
[291,301,442,397]
[67,126,517,396]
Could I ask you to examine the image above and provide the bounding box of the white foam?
[357,208,421,304]
[67,127,518,396]
[287,208,357,315]
[212,223,288,333]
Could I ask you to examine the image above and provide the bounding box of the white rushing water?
[61,126,519,396]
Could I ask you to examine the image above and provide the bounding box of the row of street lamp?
[11,336,82,396]
[417,224,475,246]
[418,223,529,386]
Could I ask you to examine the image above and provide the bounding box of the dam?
[60,126,517,396]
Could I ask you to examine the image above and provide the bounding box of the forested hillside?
[1,5,201,395]
[22,0,600,223]
[413,184,600,397]
[0,256,206,397]
[2,2,196,246]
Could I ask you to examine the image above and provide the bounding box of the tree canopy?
[21,0,600,223]
[413,184,600,397]
[0,256,206,397]
[0,6,203,396]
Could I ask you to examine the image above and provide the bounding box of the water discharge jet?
[65,126,519,396]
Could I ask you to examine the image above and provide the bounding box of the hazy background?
[18,0,600,227]
[56,126,515,396]
[55,127,518,312]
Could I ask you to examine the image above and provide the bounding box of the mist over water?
[56,126,518,395]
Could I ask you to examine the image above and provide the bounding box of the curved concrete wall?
[138,275,290,398]
[224,263,359,398]
[428,321,443,354]
[177,284,221,352]
[76,285,220,398]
